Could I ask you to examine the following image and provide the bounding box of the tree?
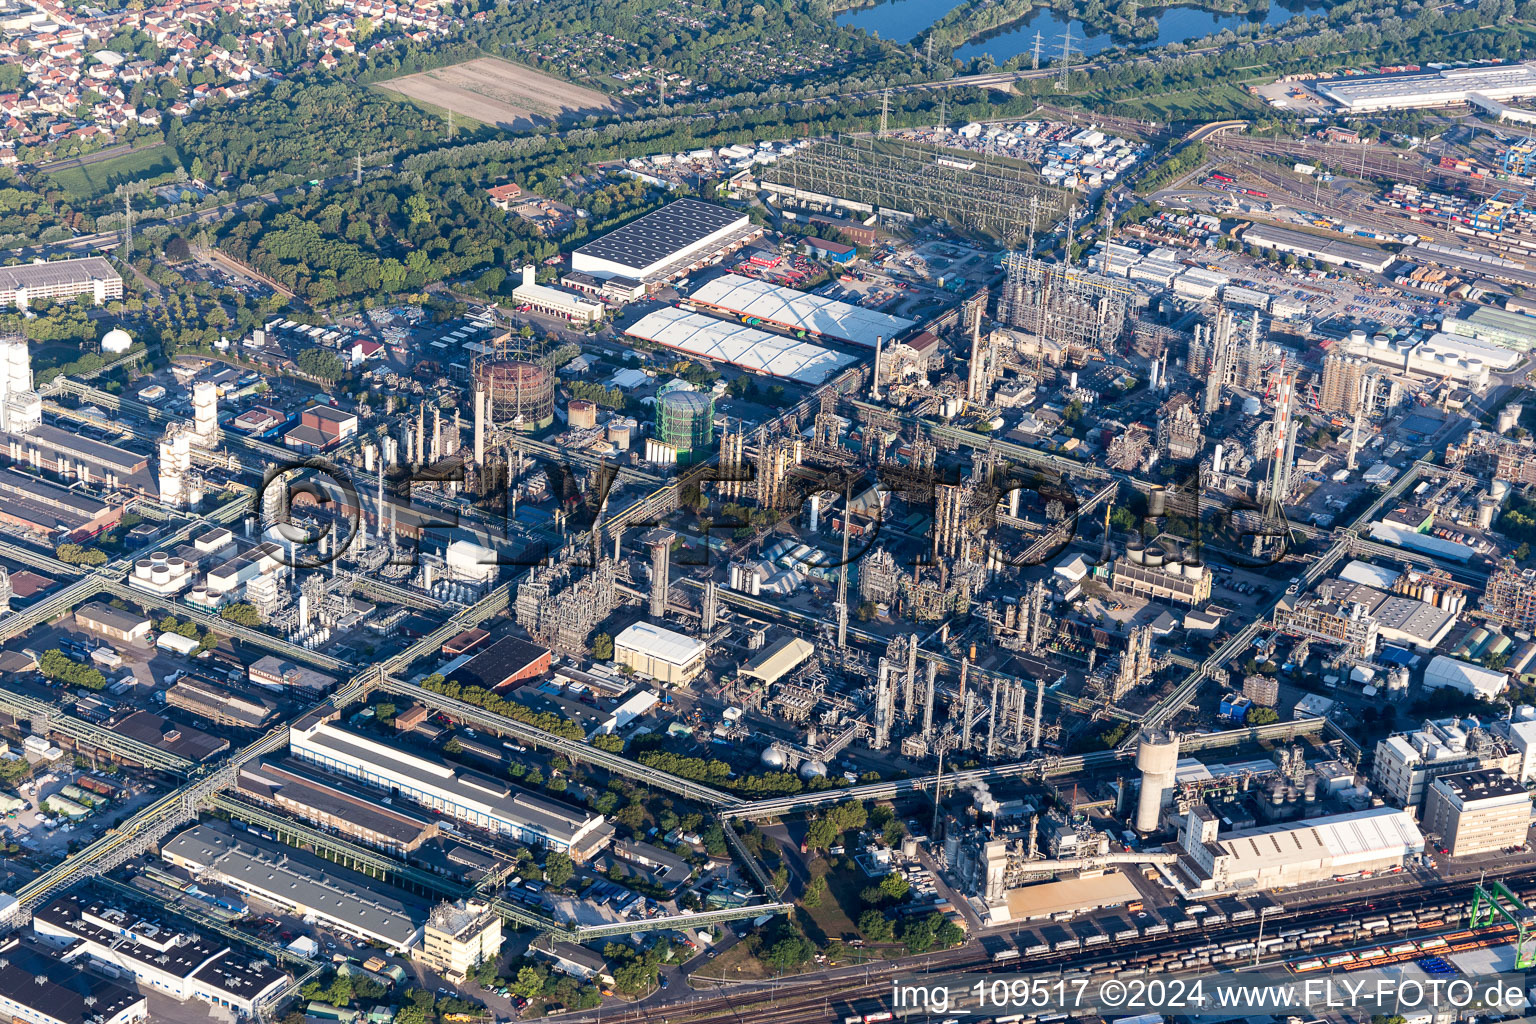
[55,542,106,566]
[802,875,827,907]
[1245,706,1280,726]
[220,603,263,627]
[295,348,345,382]
[591,632,614,660]
[877,872,909,902]
[513,967,543,1000]
[857,909,893,942]
[544,851,575,888]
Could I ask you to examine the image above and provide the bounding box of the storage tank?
[1144,546,1166,568]
[1127,539,1146,564]
[1147,485,1167,517]
[760,745,788,770]
[607,418,634,450]
[473,360,554,431]
[654,390,715,467]
[568,399,598,430]
[1499,402,1524,434]
[1184,558,1206,580]
[799,759,828,779]
[1477,494,1498,530]
[1134,729,1180,834]
[1241,394,1262,417]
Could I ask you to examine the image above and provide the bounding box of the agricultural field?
[375,57,624,130]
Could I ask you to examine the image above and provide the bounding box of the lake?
[836,0,1328,62]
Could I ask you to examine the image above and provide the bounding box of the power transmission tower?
[937,93,947,133]
[115,180,155,258]
[1055,25,1074,91]
[1032,31,1043,71]
[878,87,891,137]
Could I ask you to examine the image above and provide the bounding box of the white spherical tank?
[760,746,788,770]
[100,327,133,354]
[799,759,828,779]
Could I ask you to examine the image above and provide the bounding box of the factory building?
[33,893,287,1019]
[1313,61,1536,112]
[161,821,425,952]
[0,257,122,309]
[1421,769,1532,858]
[624,308,858,385]
[282,405,358,452]
[239,758,442,855]
[570,198,759,284]
[1482,562,1536,632]
[1272,579,1455,658]
[165,677,279,730]
[803,237,857,263]
[1240,223,1395,273]
[1441,305,1536,352]
[1110,541,1211,607]
[1372,717,1518,809]
[74,602,151,644]
[0,466,119,541]
[1179,805,1424,892]
[688,274,917,349]
[510,266,604,325]
[288,715,613,859]
[417,900,504,984]
[0,935,146,1024]
[1423,654,1508,701]
[448,635,552,692]
[247,655,337,695]
[613,621,707,685]
[0,423,151,493]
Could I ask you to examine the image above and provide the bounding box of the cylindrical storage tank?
[168,557,187,574]
[1478,495,1498,530]
[1127,539,1146,564]
[654,390,715,466]
[607,421,632,450]
[1147,485,1167,517]
[134,559,152,579]
[1144,546,1166,567]
[1134,729,1180,834]
[1165,559,1184,577]
[1499,403,1525,434]
[1349,330,1368,345]
[474,360,554,432]
[1493,479,1512,502]
[568,399,597,430]
[151,565,170,585]
[1184,559,1206,580]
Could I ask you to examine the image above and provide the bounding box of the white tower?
[192,381,219,446]
[158,428,192,508]
[0,337,38,434]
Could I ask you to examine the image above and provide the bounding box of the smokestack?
[871,336,883,400]
[474,384,486,465]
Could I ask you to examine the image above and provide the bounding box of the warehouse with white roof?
[1314,62,1536,112]
[1423,654,1508,701]
[1180,805,1424,892]
[626,308,858,384]
[614,621,706,685]
[688,274,916,349]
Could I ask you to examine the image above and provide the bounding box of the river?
[836,0,1327,62]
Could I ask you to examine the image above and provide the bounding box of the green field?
[46,145,179,200]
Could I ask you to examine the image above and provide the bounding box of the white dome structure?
[100,327,132,354]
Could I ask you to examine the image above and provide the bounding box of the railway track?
[567,869,1536,1024]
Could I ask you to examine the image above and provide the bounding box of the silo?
[1499,403,1524,434]
[1134,729,1180,834]
[568,399,598,430]
[1478,494,1499,531]
[654,390,715,466]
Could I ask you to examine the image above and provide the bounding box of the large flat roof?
[1003,870,1141,921]
[615,621,705,667]
[162,821,424,947]
[626,308,858,384]
[689,274,917,349]
[0,937,142,1024]
[573,199,748,273]
[1218,806,1423,873]
[0,256,120,291]
[1240,223,1395,272]
[292,721,602,845]
[1316,62,1536,109]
